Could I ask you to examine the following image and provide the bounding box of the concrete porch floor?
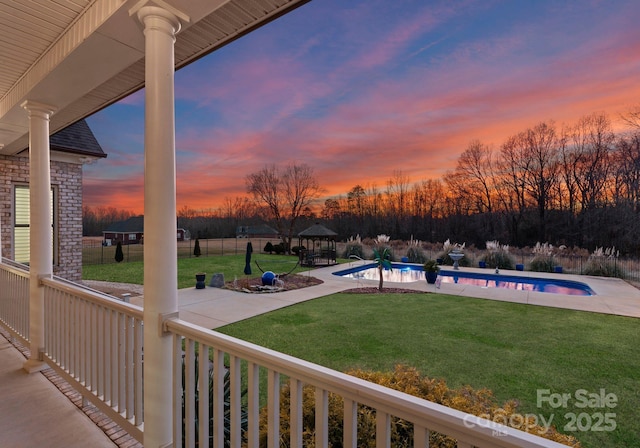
[0,333,125,448]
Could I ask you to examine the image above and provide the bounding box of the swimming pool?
[333,263,595,296]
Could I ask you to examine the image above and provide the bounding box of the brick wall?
[0,154,83,281]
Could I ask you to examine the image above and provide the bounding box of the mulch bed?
[341,287,427,294]
[225,273,424,295]
[224,273,324,292]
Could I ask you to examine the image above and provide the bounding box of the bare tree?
[620,105,640,129]
[495,134,532,244]
[557,126,578,215]
[322,198,341,220]
[221,196,255,221]
[246,163,323,252]
[347,185,366,220]
[522,121,560,241]
[448,139,495,214]
[570,113,615,211]
[385,170,411,236]
[82,206,134,236]
[613,132,640,211]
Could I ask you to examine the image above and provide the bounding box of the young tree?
[246,163,323,252]
[115,241,124,263]
[372,235,392,291]
[193,238,201,257]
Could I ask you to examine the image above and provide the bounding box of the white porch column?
[135,5,183,447]
[21,101,56,373]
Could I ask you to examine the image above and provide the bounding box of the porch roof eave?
[0,0,311,156]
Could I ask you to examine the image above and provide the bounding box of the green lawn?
[82,254,308,289]
[217,293,639,448]
[83,258,639,447]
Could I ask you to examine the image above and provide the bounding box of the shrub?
[438,251,473,267]
[583,260,625,278]
[372,234,395,262]
[583,247,626,278]
[529,256,554,272]
[193,238,201,257]
[259,365,581,447]
[424,259,439,272]
[480,240,514,270]
[528,242,556,272]
[264,242,274,254]
[344,234,364,259]
[291,245,305,256]
[114,241,124,263]
[343,243,364,259]
[274,242,286,255]
[437,239,471,267]
[182,355,247,447]
[406,246,427,264]
[481,250,514,270]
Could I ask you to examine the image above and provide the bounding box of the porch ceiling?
[0,0,310,156]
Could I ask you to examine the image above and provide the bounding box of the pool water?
[336,263,426,282]
[333,263,594,296]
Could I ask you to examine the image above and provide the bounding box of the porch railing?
[1,260,565,447]
[41,275,145,441]
[0,259,30,345]
[168,318,566,448]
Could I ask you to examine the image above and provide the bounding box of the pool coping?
[129,262,640,330]
[320,262,640,319]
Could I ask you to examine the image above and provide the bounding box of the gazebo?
[298,223,338,266]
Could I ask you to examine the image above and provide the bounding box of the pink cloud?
[83,2,640,214]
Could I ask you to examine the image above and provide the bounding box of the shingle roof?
[50,119,106,158]
[103,216,144,233]
[245,224,279,235]
[298,223,337,238]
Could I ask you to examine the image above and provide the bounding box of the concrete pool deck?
[129,263,640,329]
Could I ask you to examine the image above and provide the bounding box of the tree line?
[82,206,136,237]
[83,109,640,255]
[322,112,640,253]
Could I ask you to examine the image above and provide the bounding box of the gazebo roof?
[298,223,337,238]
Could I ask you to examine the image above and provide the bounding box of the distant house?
[236,224,279,239]
[103,216,144,245]
[103,216,188,245]
[0,119,107,281]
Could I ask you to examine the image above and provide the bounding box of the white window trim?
[13,184,57,265]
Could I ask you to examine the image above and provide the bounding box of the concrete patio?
[129,264,640,329]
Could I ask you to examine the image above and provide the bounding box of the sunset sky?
[84,0,640,215]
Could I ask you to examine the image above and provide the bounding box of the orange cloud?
[83,1,640,215]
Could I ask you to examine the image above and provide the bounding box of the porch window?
[14,185,56,264]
